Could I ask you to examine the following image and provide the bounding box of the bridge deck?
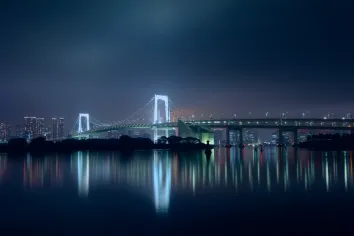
[72,118,354,137]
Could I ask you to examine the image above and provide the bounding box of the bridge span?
[72,118,354,144]
[71,94,354,144]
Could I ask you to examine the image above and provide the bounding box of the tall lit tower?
[78,113,90,133]
[24,117,37,140]
[0,121,11,142]
[36,118,45,137]
[153,95,170,141]
[153,95,170,124]
[52,118,64,139]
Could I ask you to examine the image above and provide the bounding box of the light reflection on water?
[0,148,354,214]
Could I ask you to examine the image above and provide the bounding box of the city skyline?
[1,116,65,140]
[1,106,354,142]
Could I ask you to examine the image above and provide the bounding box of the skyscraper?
[36,118,45,137]
[16,124,24,138]
[244,129,258,144]
[229,130,238,146]
[0,121,11,142]
[271,132,278,145]
[52,118,64,139]
[24,117,45,140]
[24,117,37,140]
[43,126,51,139]
[213,128,224,145]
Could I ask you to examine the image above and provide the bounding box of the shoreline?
[298,140,354,151]
[0,136,213,155]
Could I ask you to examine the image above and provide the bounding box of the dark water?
[1,147,354,234]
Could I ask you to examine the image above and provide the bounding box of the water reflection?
[153,151,171,213]
[22,153,65,189]
[0,148,354,214]
[76,151,90,197]
[0,154,7,183]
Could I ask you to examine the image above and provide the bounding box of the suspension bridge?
[70,94,354,145]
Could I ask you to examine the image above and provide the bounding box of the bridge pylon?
[78,113,90,134]
[153,95,170,141]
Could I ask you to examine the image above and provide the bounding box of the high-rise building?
[52,118,64,139]
[24,117,38,140]
[16,124,25,138]
[244,129,258,144]
[43,126,51,139]
[271,131,293,145]
[36,118,45,137]
[24,117,45,139]
[0,121,11,142]
[213,129,224,145]
[229,130,238,146]
[271,132,278,145]
[283,132,293,145]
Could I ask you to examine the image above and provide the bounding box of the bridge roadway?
[72,118,354,142]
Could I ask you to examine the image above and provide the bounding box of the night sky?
[0,0,353,132]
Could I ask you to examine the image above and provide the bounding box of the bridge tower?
[77,113,90,138]
[78,113,90,138]
[153,95,170,141]
[154,94,170,124]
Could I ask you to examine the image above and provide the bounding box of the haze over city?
[0,0,353,132]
